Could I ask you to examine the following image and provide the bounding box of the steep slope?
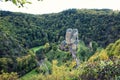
[89,39,120,61]
[0,9,120,48]
[0,19,37,76]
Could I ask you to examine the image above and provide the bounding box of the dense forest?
[1,9,120,48]
[0,9,120,80]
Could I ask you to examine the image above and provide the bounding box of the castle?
[60,28,79,51]
[60,28,79,66]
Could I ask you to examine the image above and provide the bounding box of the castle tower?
[71,29,78,43]
[66,28,72,44]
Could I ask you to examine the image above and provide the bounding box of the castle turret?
[66,28,72,44]
[71,29,78,43]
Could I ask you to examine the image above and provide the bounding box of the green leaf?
[21,0,26,4]
[26,1,32,4]
[12,0,17,5]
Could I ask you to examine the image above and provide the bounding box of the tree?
[2,0,42,7]
[52,44,57,51]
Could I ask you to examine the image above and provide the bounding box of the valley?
[0,9,120,80]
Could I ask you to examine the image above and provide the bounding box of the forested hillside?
[0,9,120,79]
[0,9,120,48]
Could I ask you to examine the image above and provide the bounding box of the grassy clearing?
[30,46,44,53]
[20,69,38,80]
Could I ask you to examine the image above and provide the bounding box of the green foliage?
[79,58,120,80]
[0,30,34,75]
[77,41,94,61]
[44,43,51,53]
[45,49,71,65]
[89,39,120,62]
[51,43,57,51]
[36,60,52,74]
[36,47,45,60]
[19,39,120,80]
[20,69,38,80]
[21,58,120,80]
[0,58,13,73]
[16,51,37,76]
[79,39,120,80]
[36,43,72,64]
[88,50,109,62]
[106,39,120,57]
[30,60,79,80]
[4,0,32,7]
[0,9,120,48]
[30,45,44,53]
[92,41,98,51]
[0,72,18,80]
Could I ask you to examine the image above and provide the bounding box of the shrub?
[0,72,18,80]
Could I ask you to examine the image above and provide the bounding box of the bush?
[0,72,18,80]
